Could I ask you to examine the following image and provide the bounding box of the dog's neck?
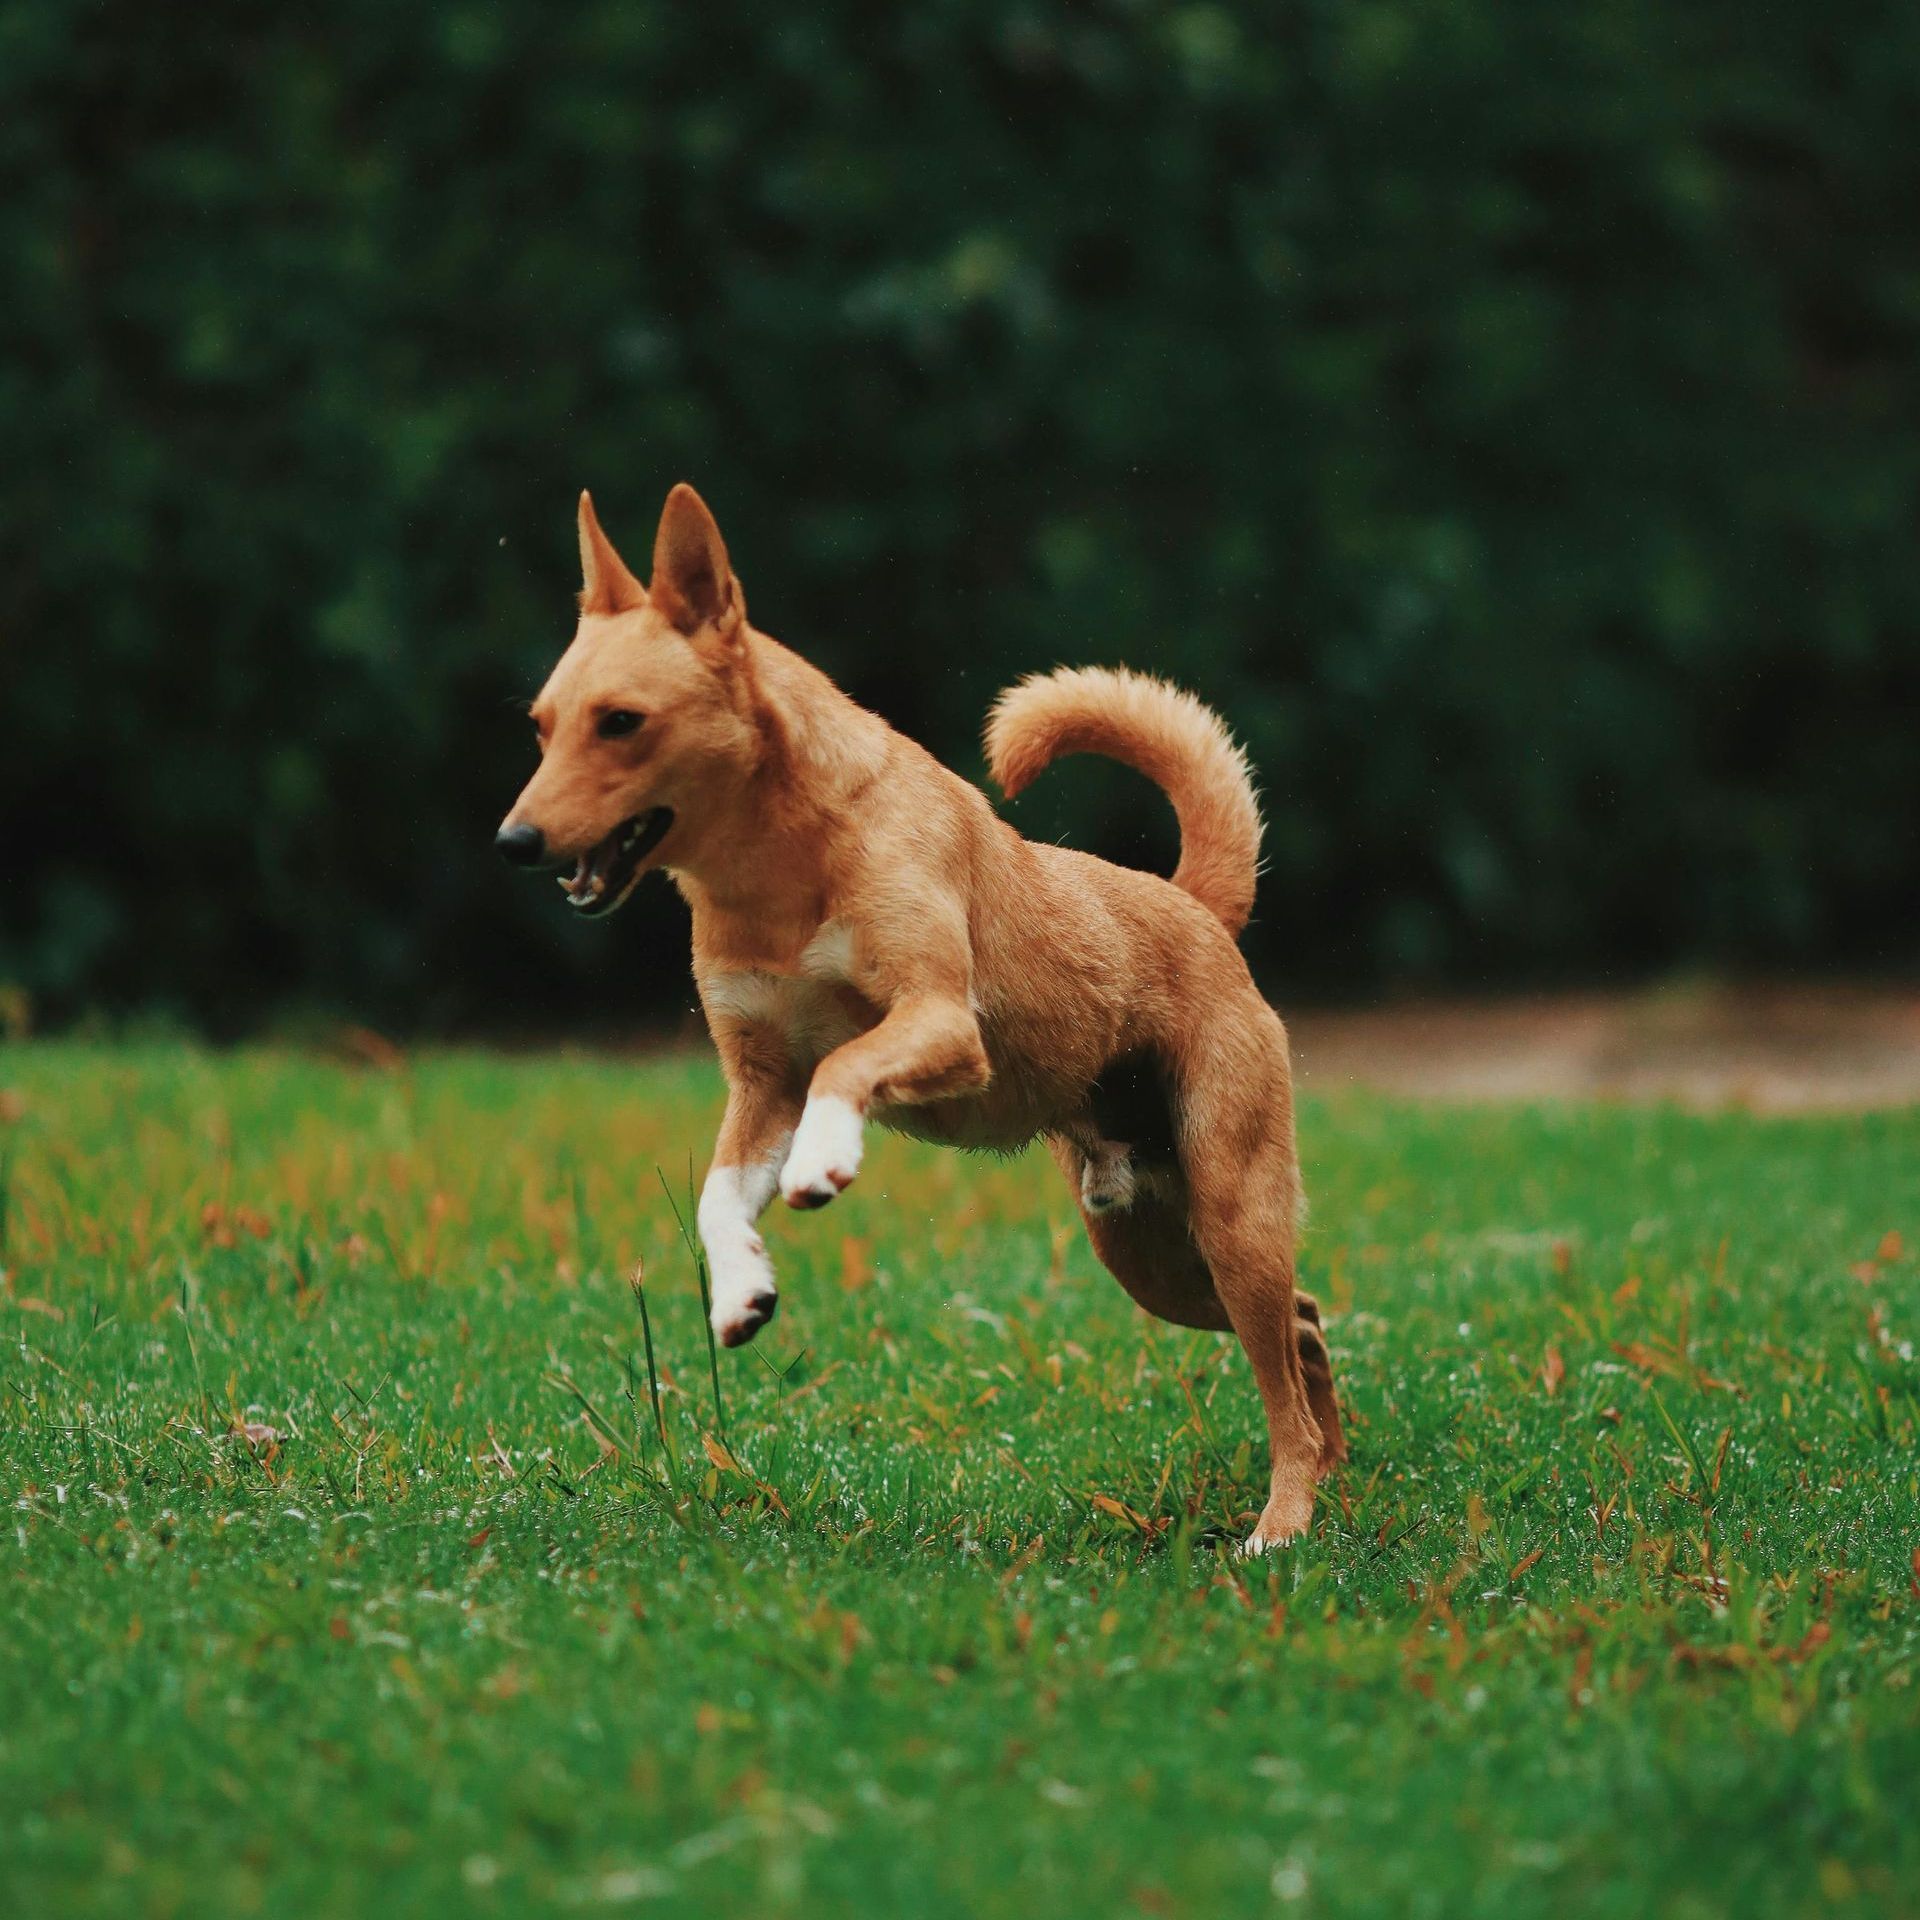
[668,627,887,932]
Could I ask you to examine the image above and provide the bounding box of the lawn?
[2,1043,1916,1919]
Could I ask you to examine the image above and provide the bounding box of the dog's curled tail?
[985,666,1263,937]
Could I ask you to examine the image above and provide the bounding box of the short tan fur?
[501,485,1345,1549]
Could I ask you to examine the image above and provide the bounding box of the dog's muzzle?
[494,822,547,867]
[559,808,675,917]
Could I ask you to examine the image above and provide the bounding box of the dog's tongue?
[563,840,612,906]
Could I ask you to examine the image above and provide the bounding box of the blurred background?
[3,1,1917,1043]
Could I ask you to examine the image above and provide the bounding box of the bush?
[4,1,1916,1031]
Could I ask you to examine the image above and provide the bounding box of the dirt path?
[1288,981,1920,1111]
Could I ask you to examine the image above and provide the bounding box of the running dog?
[497,486,1345,1548]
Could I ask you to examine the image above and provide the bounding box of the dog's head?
[496,484,759,916]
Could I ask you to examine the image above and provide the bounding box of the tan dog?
[498,485,1345,1548]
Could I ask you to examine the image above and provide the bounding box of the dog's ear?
[577,491,648,615]
[650,484,740,638]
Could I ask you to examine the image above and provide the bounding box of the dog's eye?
[597,710,644,740]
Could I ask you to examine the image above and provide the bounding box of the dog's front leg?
[781,991,989,1208]
[698,1064,803,1348]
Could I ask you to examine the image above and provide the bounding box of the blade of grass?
[177,1275,211,1431]
[657,1162,725,1439]
[1648,1383,1712,1494]
[630,1262,669,1455]
[545,1368,632,1459]
[570,1162,599,1280]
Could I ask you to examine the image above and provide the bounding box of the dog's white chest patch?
[797,920,856,983]
[699,921,867,1063]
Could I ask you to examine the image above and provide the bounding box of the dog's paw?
[780,1096,863,1209]
[704,1214,779,1349]
[1240,1476,1316,1555]
[713,1287,778,1348]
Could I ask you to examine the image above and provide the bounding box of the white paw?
[780,1096,863,1209]
[707,1236,778,1348]
[698,1165,780,1347]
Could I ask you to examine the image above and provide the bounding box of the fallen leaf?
[1542,1345,1565,1396]
[839,1235,871,1293]
[1784,1621,1831,1664]
[1610,1338,1714,1383]
[701,1432,741,1475]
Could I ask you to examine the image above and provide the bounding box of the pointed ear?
[577,491,647,615]
[650,483,739,636]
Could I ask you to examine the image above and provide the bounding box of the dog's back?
[816,666,1278,1160]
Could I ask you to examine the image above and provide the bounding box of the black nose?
[494,822,547,867]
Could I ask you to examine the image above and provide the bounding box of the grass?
[1,1041,1916,1919]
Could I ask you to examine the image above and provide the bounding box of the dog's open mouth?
[560,808,675,917]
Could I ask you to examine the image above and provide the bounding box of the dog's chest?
[697,921,873,1064]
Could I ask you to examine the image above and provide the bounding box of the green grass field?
[2,1044,1916,1918]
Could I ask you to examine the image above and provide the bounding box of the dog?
[497,485,1345,1548]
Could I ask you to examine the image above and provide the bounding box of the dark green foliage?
[3,2,1917,1030]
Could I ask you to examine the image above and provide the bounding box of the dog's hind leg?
[1293,1290,1346,1473]
[1051,1135,1228,1329]
[1169,1025,1332,1553]
[1051,1138,1343,1457]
